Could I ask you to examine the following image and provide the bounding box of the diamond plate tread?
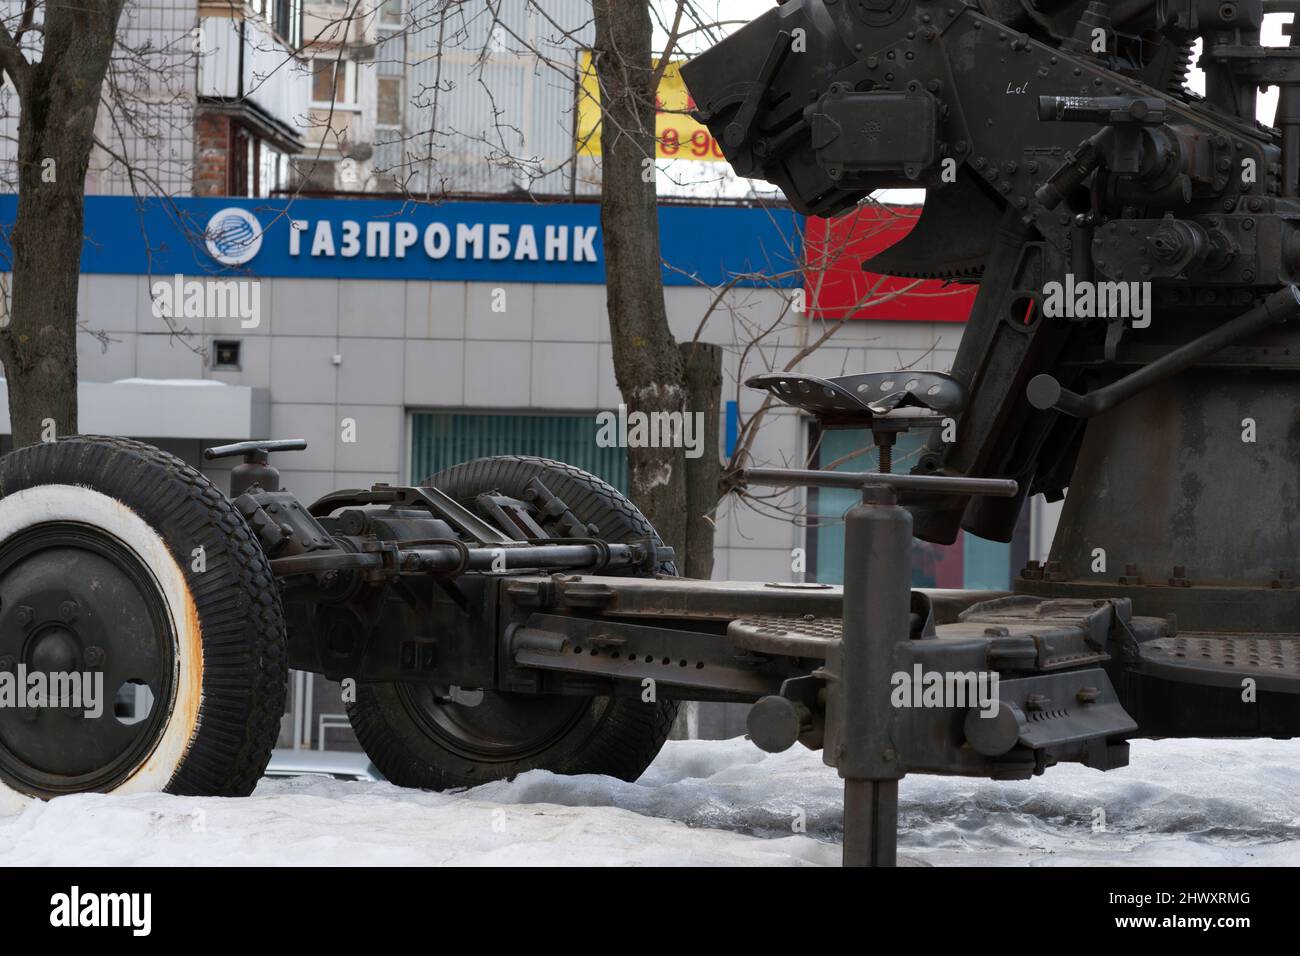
[1142,634,1300,679]
[728,614,842,658]
[728,611,1104,664]
[959,596,1114,624]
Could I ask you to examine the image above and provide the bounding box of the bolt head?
[15,605,33,626]
[59,601,78,622]
[84,646,105,668]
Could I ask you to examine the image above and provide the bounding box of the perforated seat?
[745,370,964,426]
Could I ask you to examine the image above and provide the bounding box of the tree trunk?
[680,341,722,579]
[592,0,691,570]
[0,3,125,448]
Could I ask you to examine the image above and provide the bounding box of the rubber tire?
[0,437,287,799]
[347,456,679,790]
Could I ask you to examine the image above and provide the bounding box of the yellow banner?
[577,50,725,161]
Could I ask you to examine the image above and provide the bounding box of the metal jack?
[836,483,911,866]
[743,462,1019,867]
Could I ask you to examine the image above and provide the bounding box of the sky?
[650,0,776,55]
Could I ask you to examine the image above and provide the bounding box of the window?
[376,76,403,128]
[312,58,356,107]
[804,422,1028,588]
[231,124,252,197]
[248,0,303,49]
[229,122,288,197]
[212,340,242,371]
[380,0,402,26]
[410,412,628,493]
[259,143,288,196]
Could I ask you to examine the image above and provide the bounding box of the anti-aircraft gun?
[686,2,1300,714]
[678,0,1300,853]
[0,0,1297,867]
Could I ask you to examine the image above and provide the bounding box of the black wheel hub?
[0,522,176,796]
[396,682,590,764]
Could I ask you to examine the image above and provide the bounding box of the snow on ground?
[1,737,1298,866]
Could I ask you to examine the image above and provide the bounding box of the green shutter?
[410,412,629,494]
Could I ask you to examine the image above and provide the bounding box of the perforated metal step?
[728,614,842,658]
[1140,634,1300,690]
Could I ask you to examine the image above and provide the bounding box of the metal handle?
[204,439,309,462]
[740,467,1019,497]
[1027,284,1300,418]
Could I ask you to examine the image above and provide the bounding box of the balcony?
[198,12,310,150]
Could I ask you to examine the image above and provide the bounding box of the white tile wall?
[272,279,340,336]
[405,280,466,338]
[269,336,340,403]
[337,338,405,405]
[531,342,599,408]
[340,280,406,338]
[77,329,136,382]
[404,340,466,406]
[335,405,403,473]
[136,332,205,379]
[534,283,608,342]
[465,282,534,340]
[84,274,143,333]
[464,340,531,406]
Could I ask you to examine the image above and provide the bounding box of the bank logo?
[205,207,263,266]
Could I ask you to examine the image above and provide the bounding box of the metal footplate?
[729,613,843,657]
[730,593,1166,669]
[1138,633,1300,692]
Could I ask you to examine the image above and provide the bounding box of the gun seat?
[745,370,964,429]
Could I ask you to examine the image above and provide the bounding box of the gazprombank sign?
[0,195,801,288]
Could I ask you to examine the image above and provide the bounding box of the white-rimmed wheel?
[0,437,286,807]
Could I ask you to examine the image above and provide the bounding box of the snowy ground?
[1,737,1298,866]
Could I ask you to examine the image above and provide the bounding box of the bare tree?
[0,1,129,447]
[590,0,703,572]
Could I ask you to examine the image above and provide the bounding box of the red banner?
[804,204,975,323]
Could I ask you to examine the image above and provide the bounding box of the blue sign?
[0,195,801,288]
